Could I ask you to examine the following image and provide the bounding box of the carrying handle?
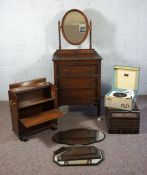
[9,100,16,106]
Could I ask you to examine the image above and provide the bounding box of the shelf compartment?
[19,97,54,109]
[11,83,50,94]
[20,109,63,128]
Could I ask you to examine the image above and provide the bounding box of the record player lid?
[113,65,140,91]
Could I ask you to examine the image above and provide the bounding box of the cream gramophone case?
[104,65,140,111]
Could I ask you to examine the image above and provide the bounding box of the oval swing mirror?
[61,9,89,45]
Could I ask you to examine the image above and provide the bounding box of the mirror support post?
[89,21,92,49]
[58,21,61,50]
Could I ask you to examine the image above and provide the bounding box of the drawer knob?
[87,81,92,87]
[63,81,68,87]
[63,69,69,72]
[86,68,92,73]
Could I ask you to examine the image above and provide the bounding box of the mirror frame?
[61,9,89,45]
[52,128,105,145]
[53,146,104,166]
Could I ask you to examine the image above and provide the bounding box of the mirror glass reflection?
[53,146,103,166]
[62,11,88,44]
[52,128,105,145]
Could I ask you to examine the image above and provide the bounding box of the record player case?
[105,65,140,111]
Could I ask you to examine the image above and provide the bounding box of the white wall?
[0,0,147,100]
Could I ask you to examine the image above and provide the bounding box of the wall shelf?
[18,97,54,109]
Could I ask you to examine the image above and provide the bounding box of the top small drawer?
[58,65,98,76]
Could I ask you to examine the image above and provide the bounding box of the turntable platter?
[113,92,127,97]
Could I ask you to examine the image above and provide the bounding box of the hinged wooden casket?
[105,104,140,134]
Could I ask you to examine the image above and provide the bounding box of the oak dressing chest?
[53,49,102,115]
[52,9,102,115]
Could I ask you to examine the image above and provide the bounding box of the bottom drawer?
[58,89,98,105]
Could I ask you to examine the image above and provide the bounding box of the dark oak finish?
[8,78,63,141]
[105,104,140,134]
[20,109,63,128]
[52,49,102,115]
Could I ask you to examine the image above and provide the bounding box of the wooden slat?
[19,97,54,109]
[9,78,46,89]
[11,83,50,94]
[20,109,63,128]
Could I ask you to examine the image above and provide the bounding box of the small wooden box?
[105,104,140,134]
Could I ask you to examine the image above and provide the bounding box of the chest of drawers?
[52,49,102,115]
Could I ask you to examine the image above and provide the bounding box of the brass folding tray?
[53,146,103,166]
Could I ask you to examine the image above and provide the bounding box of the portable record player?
[105,65,140,110]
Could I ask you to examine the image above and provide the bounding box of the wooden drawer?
[58,65,98,76]
[58,77,98,89]
[56,60,99,66]
[59,89,98,105]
